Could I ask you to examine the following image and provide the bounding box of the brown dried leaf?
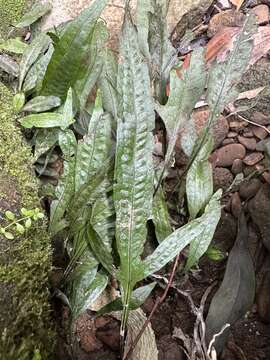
[250,26,270,66]
[229,0,245,11]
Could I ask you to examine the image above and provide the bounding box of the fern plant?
[13,0,256,355]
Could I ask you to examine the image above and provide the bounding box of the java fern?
[15,0,255,348]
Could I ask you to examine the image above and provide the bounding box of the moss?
[0,82,54,359]
[0,0,27,38]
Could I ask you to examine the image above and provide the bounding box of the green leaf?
[4,232,14,240]
[98,48,118,119]
[19,33,51,91]
[61,88,74,130]
[58,129,77,158]
[186,135,214,220]
[156,48,206,176]
[206,213,255,353]
[136,0,153,59]
[206,246,225,261]
[98,282,156,315]
[0,54,19,77]
[23,44,54,93]
[13,92,25,112]
[41,0,108,100]
[49,159,75,235]
[25,218,32,228]
[20,113,63,128]
[0,38,28,54]
[70,265,108,320]
[5,211,15,221]
[15,2,52,28]
[142,191,221,280]
[22,96,61,113]
[114,16,155,331]
[33,128,60,160]
[74,21,109,109]
[16,223,25,234]
[152,186,172,243]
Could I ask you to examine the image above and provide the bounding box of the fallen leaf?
[229,0,245,11]
[250,26,270,66]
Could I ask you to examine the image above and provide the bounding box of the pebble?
[213,167,234,191]
[243,152,264,166]
[238,135,257,150]
[252,111,270,126]
[229,120,248,130]
[252,126,268,140]
[215,144,246,167]
[222,138,235,145]
[239,178,262,199]
[251,4,270,25]
[208,10,244,37]
[242,129,254,138]
[231,158,243,175]
[231,192,242,218]
[227,131,238,138]
[262,171,270,184]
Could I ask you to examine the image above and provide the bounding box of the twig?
[207,324,230,357]
[228,113,270,135]
[123,254,180,360]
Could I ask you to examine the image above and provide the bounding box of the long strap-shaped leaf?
[41,0,108,100]
[114,16,155,335]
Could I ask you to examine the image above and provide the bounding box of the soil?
[40,0,270,359]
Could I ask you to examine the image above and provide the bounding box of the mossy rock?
[0,82,54,359]
[0,0,28,38]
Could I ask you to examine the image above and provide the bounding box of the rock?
[215,144,246,167]
[239,178,262,199]
[193,108,229,148]
[242,129,254,137]
[262,170,270,184]
[153,142,164,157]
[231,159,243,175]
[213,167,234,191]
[238,135,257,150]
[208,9,244,37]
[243,152,264,166]
[252,125,268,139]
[96,316,120,351]
[76,314,103,353]
[227,131,238,138]
[249,184,270,252]
[229,120,248,130]
[231,192,242,218]
[251,4,270,25]
[222,138,235,145]
[256,256,270,323]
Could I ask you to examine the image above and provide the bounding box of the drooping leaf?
[74,21,108,109]
[61,87,75,130]
[19,33,51,91]
[206,213,255,353]
[41,0,108,100]
[114,16,155,331]
[13,92,25,112]
[98,282,156,315]
[23,44,54,93]
[22,95,61,112]
[20,113,63,128]
[98,48,118,119]
[70,265,108,320]
[15,2,52,28]
[58,129,77,158]
[156,48,206,177]
[186,135,214,220]
[0,54,19,76]
[33,128,60,160]
[142,191,221,280]
[0,38,28,54]
[152,186,172,243]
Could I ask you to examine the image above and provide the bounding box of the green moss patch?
[0,0,27,38]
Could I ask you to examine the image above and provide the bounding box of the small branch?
[123,254,180,360]
[207,324,230,357]
[228,112,270,135]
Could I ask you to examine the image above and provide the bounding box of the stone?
[222,138,235,145]
[239,178,262,199]
[157,335,185,360]
[215,144,246,167]
[213,167,234,191]
[208,9,244,37]
[193,108,229,149]
[231,192,242,218]
[249,184,270,252]
[242,129,254,137]
[229,120,248,130]
[262,170,270,184]
[243,152,264,166]
[231,159,243,175]
[238,135,257,150]
[252,125,268,139]
[251,4,270,25]
[227,131,238,138]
